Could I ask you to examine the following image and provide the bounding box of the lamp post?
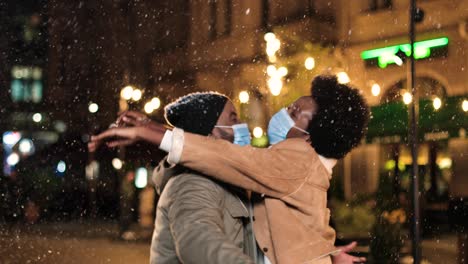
[409,1,422,263]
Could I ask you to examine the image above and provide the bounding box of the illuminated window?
[10,66,43,103]
[208,0,232,40]
[369,0,392,11]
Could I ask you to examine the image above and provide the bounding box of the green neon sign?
[361,37,449,68]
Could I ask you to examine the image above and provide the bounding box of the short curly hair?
[308,75,370,159]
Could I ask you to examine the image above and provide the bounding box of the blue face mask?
[215,123,252,146]
[267,108,309,145]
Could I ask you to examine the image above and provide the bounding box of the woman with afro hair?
[89,75,370,264]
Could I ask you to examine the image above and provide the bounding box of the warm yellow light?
[253,127,263,138]
[305,57,315,70]
[277,67,288,77]
[371,83,381,96]
[144,102,154,114]
[112,158,123,170]
[438,157,452,169]
[266,65,276,77]
[403,92,413,105]
[264,32,276,42]
[337,72,350,84]
[151,97,161,110]
[88,103,99,113]
[463,100,468,112]
[268,55,277,63]
[132,89,142,101]
[121,85,134,100]
[266,38,281,57]
[271,38,281,51]
[239,91,250,104]
[267,78,283,96]
[433,97,442,110]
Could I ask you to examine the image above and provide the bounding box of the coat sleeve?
[166,174,254,264]
[177,132,313,198]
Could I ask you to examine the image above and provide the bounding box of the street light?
[264,32,275,42]
[150,97,161,110]
[371,83,381,97]
[132,89,142,101]
[144,97,161,114]
[88,103,99,113]
[144,102,154,114]
[121,85,134,100]
[337,72,350,84]
[253,127,263,138]
[267,78,283,96]
[112,158,123,170]
[239,91,249,104]
[305,57,315,70]
[32,113,42,123]
[6,153,20,166]
[267,65,276,77]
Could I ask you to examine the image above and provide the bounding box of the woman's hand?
[88,126,140,152]
[88,125,167,152]
[114,111,167,132]
[332,242,366,264]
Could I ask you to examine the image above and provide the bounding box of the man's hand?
[332,242,366,264]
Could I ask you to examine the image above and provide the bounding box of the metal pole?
[409,0,421,263]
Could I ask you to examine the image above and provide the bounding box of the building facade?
[47,0,467,212]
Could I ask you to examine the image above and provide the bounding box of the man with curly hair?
[89,75,370,264]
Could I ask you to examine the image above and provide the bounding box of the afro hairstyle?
[307,75,370,159]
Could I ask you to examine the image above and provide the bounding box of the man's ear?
[290,104,302,120]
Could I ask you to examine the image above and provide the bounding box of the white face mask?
[267,108,309,145]
[214,123,252,146]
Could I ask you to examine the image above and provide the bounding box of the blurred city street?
[0,222,151,264]
[0,221,460,264]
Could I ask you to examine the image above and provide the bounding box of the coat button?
[263,247,268,252]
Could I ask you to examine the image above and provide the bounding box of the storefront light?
[463,99,468,112]
[135,167,148,188]
[403,92,413,105]
[433,97,442,110]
